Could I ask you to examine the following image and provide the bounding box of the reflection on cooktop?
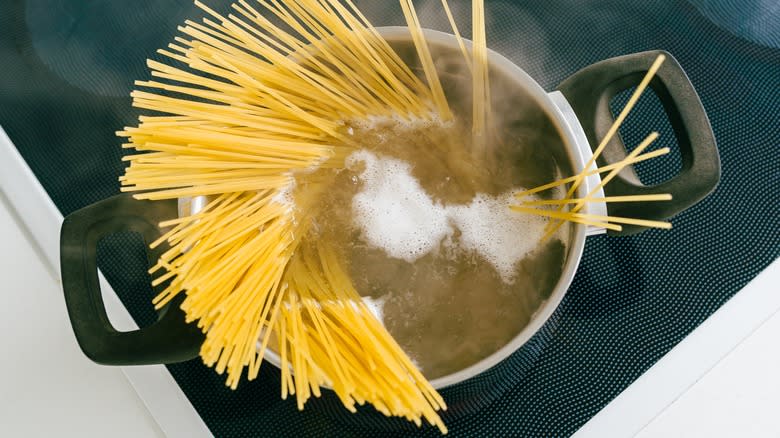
[25,0,199,97]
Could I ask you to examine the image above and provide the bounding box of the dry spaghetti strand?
[541,54,666,236]
[471,0,489,156]
[121,0,456,432]
[441,0,472,71]
[399,0,453,120]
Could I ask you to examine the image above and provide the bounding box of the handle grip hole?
[609,84,683,186]
[96,231,158,329]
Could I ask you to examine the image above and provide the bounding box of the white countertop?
[0,193,163,437]
[1,126,779,437]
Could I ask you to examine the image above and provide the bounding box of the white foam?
[347,150,451,263]
[361,295,387,321]
[448,193,546,283]
[347,150,550,283]
[271,174,296,208]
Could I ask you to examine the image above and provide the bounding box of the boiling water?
[296,114,571,379]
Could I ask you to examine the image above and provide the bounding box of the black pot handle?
[60,193,204,365]
[557,50,721,235]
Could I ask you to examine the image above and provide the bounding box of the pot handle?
[557,50,720,235]
[60,193,204,365]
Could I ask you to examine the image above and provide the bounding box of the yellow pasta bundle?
[118,0,464,433]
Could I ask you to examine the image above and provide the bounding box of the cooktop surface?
[1,0,778,436]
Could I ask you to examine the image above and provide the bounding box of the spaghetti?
[119,0,474,433]
[528,55,670,237]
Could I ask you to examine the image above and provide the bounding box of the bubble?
[448,193,547,283]
[348,150,452,263]
[346,150,551,283]
[361,295,387,321]
[271,177,296,207]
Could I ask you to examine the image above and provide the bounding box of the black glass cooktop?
[1,0,778,436]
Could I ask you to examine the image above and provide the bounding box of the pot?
[60,27,720,394]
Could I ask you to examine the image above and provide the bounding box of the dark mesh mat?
[2,0,779,436]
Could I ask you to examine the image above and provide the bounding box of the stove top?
[1,1,778,436]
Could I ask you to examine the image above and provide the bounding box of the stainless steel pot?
[60,27,720,390]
